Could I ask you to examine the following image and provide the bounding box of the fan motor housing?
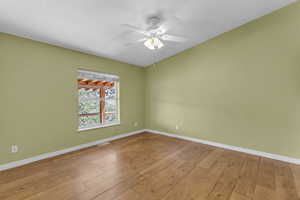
[146,16,162,29]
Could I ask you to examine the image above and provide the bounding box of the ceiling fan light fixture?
[144,37,164,50]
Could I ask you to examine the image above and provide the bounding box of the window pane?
[78,70,120,130]
[78,88,99,114]
[79,88,99,99]
[79,115,100,128]
[79,100,99,114]
[105,86,117,101]
[104,85,118,123]
[104,113,118,123]
[105,100,117,113]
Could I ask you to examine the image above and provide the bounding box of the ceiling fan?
[122,14,187,50]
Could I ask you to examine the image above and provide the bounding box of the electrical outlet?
[134,122,139,127]
[11,145,18,153]
[175,125,179,130]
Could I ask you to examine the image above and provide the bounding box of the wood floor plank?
[274,161,299,200]
[162,151,228,200]
[113,189,141,200]
[256,158,276,190]
[290,163,300,198]
[234,155,260,198]
[131,144,212,200]
[198,148,224,169]
[0,171,48,195]
[1,162,107,200]
[230,192,252,200]
[91,143,206,200]
[24,179,88,200]
[64,135,191,200]
[91,176,141,200]
[207,151,246,200]
[254,185,279,200]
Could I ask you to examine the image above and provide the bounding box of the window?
[78,70,119,131]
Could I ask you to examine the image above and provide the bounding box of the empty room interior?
[1,0,300,199]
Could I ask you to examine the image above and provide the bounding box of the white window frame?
[77,69,120,132]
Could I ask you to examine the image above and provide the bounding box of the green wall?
[0,33,145,164]
[145,2,300,159]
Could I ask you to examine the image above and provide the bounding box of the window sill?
[78,122,120,132]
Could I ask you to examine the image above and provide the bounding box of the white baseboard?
[0,129,145,171]
[145,129,300,165]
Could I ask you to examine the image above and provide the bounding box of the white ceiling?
[0,0,297,67]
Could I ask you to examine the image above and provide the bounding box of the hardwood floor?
[0,132,300,200]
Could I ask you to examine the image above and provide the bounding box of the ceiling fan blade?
[138,38,148,42]
[155,24,167,36]
[124,38,148,46]
[122,24,151,37]
[160,34,187,42]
